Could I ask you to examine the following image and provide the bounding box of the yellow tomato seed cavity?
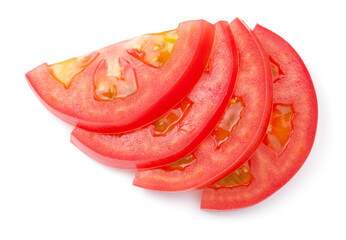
[211,162,252,189]
[128,30,178,68]
[94,58,137,101]
[162,154,196,172]
[264,104,294,154]
[152,98,193,136]
[50,52,99,88]
[211,97,244,149]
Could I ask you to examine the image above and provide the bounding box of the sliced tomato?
[71,21,238,169]
[201,24,318,210]
[133,19,273,190]
[26,20,215,133]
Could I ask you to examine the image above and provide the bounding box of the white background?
[1,0,345,239]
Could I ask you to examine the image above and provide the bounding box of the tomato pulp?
[71,21,238,169]
[26,20,215,133]
[133,18,273,190]
[201,24,318,210]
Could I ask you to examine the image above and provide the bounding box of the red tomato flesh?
[133,18,273,190]
[71,21,238,169]
[201,24,318,210]
[26,20,215,133]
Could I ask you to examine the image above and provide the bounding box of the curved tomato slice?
[133,18,273,190]
[71,21,238,169]
[201,25,318,210]
[26,20,215,133]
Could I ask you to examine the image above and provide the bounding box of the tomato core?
[162,154,196,171]
[127,30,178,68]
[94,58,137,101]
[211,97,244,148]
[50,52,99,88]
[211,162,252,189]
[263,104,294,154]
[152,98,193,136]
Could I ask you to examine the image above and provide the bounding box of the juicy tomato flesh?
[128,30,178,68]
[161,154,196,171]
[211,162,251,189]
[263,104,294,154]
[211,97,244,149]
[50,52,99,88]
[152,98,193,136]
[94,58,137,101]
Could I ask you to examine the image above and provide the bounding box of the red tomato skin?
[201,24,318,210]
[26,20,215,133]
[70,21,238,169]
[133,18,273,190]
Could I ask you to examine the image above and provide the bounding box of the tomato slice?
[26,20,215,133]
[201,24,318,210]
[70,21,238,169]
[133,18,273,190]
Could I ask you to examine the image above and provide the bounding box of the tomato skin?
[133,18,273,190]
[70,21,238,169]
[26,20,215,133]
[201,24,318,210]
